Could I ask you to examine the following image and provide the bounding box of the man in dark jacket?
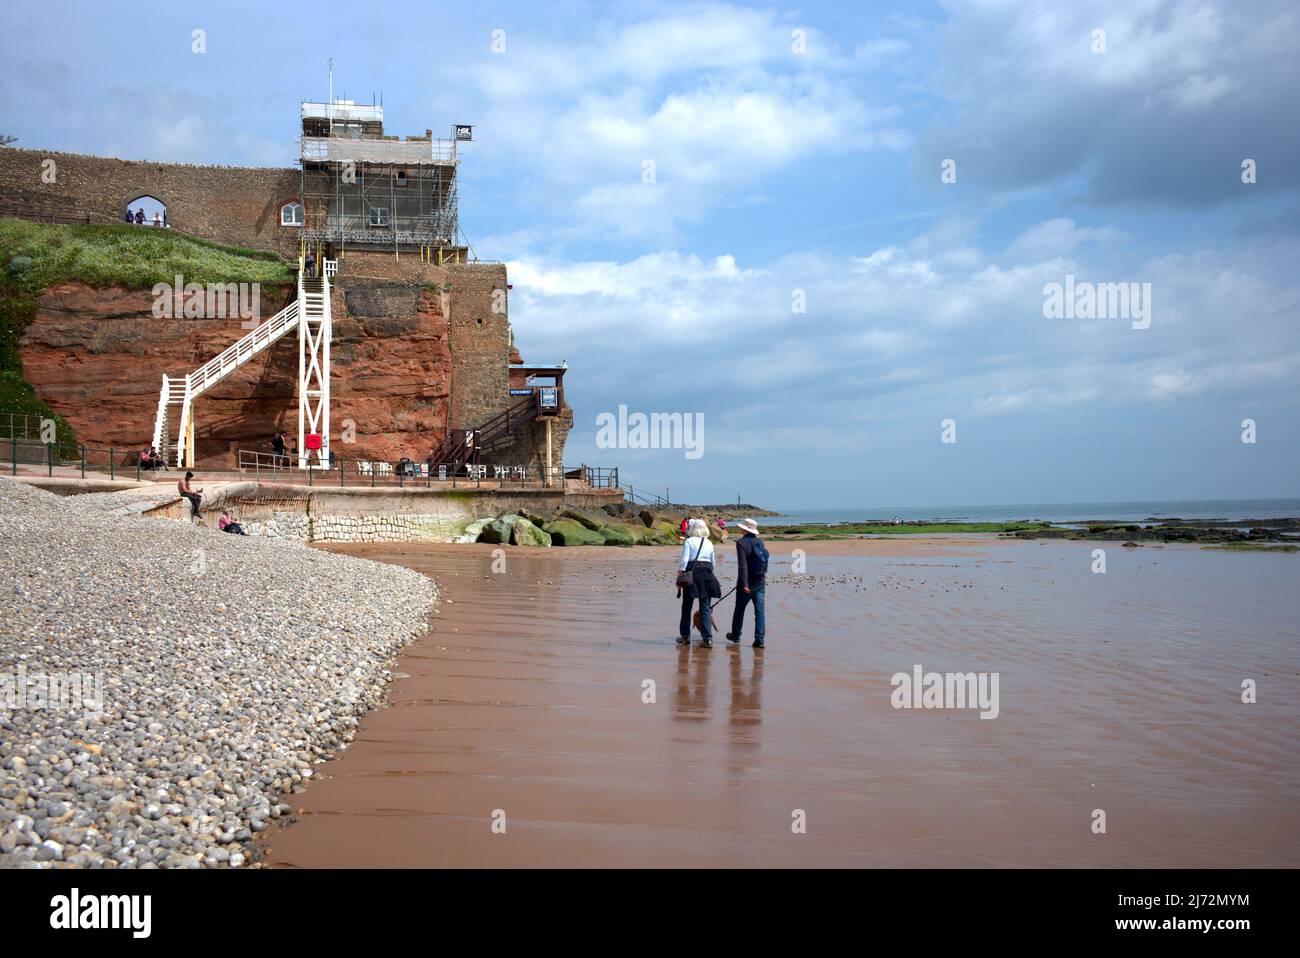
[727,517,768,648]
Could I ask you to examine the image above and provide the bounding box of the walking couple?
[676,517,768,649]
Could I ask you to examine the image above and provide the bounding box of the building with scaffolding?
[298,98,468,264]
[0,87,575,483]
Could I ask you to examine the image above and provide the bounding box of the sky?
[2,0,1297,509]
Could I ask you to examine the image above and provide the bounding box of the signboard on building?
[455,125,473,141]
[509,388,533,396]
[540,387,559,409]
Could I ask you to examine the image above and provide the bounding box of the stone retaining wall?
[142,483,625,543]
[244,511,464,543]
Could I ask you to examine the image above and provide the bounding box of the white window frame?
[368,207,390,227]
[280,201,304,227]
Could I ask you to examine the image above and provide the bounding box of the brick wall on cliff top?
[0,147,301,256]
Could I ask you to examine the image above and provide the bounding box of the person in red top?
[680,517,689,536]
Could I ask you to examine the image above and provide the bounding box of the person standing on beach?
[178,472,203,519]
[677,518,720,648]
[727,518,768,648]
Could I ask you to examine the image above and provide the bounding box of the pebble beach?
[0,477,437,868]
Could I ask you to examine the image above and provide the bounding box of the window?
[368,207,390,227]
[280,201,304,227]
[394,170,408,187]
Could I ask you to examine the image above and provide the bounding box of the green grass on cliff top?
[0,219,292,443]
[0,218,293,292]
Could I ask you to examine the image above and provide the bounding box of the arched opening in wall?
[123,195,168,228]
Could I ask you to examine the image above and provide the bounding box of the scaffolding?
[298,97,462,258]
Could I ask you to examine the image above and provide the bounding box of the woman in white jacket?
[676,518,721,648]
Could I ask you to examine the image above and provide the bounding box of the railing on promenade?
[6,439,146,481]
[235,449,605,491]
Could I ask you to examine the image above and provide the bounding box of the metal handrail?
[235,449,614,492]
[189,300,300,398]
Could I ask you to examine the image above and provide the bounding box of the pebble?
[0,478,438,869]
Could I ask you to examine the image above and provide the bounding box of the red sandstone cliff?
[20,280,453,468]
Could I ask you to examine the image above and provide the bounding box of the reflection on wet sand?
[260,538,1300,868]
[673,645,713,722]
[728,646,763,729]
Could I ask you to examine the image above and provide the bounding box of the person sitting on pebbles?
[218,511,246,535]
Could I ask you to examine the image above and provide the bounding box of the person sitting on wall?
[135,209,144,224]
[125,208,135,224]
[178,472,203,519]
[153,212,162,227]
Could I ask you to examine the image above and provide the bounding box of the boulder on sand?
[511,516,552,547]
[454,517,493,543]
[651,519,683,542]
[543,518,605,546]
[642,523,681,545]
[560,508,607,531]
[478,515,518,544]
[599,523,638,546]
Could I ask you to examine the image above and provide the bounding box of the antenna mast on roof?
[325,57,335,135]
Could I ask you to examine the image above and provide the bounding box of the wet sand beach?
[261,537,1300,867]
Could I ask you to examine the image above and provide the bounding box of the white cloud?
[510,218,1300,470]
[1005,218,1126,262]
[447,5,912,241]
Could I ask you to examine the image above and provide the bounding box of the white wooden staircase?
[152,262,332,468]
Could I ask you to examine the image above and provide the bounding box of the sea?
[755,499,1300,526]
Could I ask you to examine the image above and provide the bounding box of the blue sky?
[2,0,1297,508]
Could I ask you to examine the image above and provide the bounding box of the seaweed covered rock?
[651,519,683,542]
[478,514,518,544]
[454,517,493,543]
[543,518,605,546]
[560,508,607,531]
[599,523,638,546]
[511,516,552,547]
